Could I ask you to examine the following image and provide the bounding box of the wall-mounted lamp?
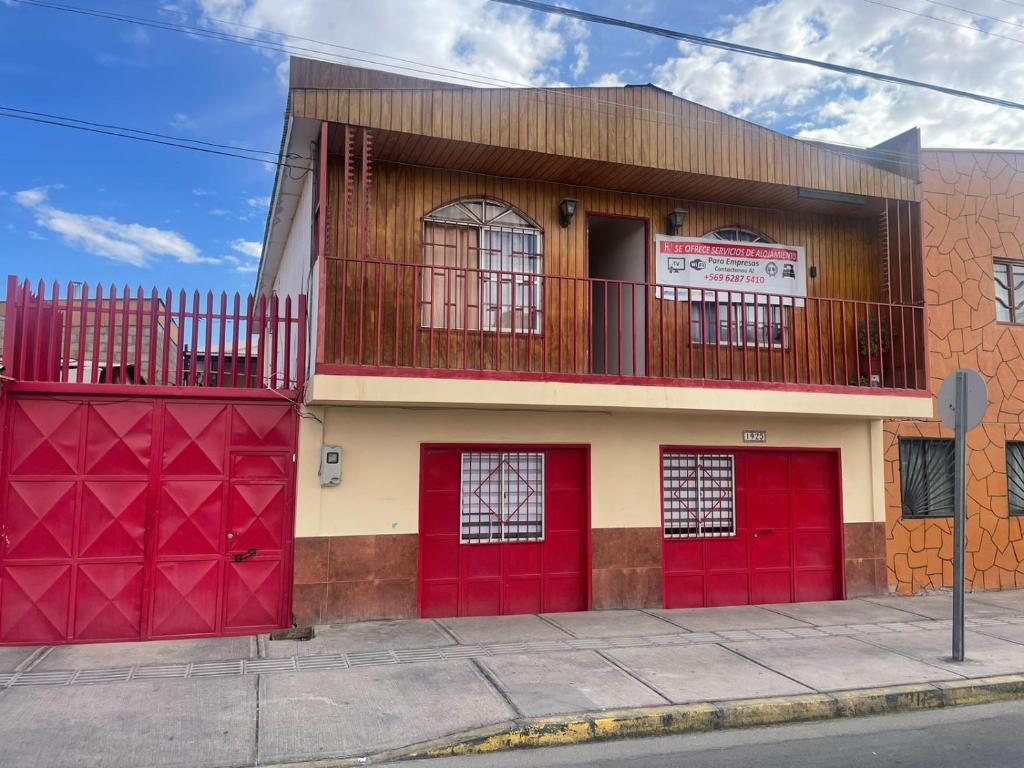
[559,198,578,228]
[667,208,688,236]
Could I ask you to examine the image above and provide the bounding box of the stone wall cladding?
[887,150,1024,594]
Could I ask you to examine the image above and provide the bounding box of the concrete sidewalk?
[3,593,1024,767]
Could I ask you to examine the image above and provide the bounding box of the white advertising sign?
[655,236,807,302]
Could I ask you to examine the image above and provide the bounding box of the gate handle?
[752,529,774,538]
[233,548,257,563]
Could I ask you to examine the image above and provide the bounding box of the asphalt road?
[382,701,1024,768]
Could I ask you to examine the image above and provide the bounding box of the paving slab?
[265,619,455,658]
[865,594,1019,621]
[478,650,665,716]
[726,636,958,690]
[0,646,38,672]
[970,621,1024,646]
[857,628,1024,677]
[0,676,255,768]
[606,644,812,702]
[36,636,253,670]
[970,589,1024,612]
[258,660,514,763]
[541,610,678,638]
[649,605,813,632]
[763,599,922,627]
[438,614,573,645]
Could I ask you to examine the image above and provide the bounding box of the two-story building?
[886,149,1024,594]
[258,57,933,625]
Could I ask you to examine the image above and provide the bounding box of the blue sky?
[1,0,1021,299]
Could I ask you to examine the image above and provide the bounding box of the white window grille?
[662,452,736,538]
[460,452,545,543]
[421,199,543,334]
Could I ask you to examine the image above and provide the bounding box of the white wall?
[271,173,316,383]
[589,217,647,376]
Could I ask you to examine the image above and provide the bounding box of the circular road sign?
[937,369,987,431]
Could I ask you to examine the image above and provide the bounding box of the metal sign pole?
[952,370,967,662]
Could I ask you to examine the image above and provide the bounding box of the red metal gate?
[0,276,305,645]
[0,394,297,644]
[662,448,843,609]
[419,445,589,617]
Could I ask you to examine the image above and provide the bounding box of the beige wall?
[294,405,885,538]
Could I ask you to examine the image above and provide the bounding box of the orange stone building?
[886,148,1024,594]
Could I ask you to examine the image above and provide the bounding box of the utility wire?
[489,0,1024,111]
[0,108,311,171]
[861,0,1024,47]
[922,0,1024,30]
[10,0,928,165]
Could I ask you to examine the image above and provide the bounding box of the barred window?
[899,438,954,518]
[1007,442,1024,516]
[422,199,543,334]
[460,452,544,543]
[662,452,736,538]
[995,260,1024,324]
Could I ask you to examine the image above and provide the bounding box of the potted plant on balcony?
[857,318,891,386]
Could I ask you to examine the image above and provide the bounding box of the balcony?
[316,257,927,395]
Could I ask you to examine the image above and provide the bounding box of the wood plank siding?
[321,161,922,387]
[290,80,918,204]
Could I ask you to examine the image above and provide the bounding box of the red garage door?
[419,445,589,617]
[0,394,296,645]
[662,448,842,609]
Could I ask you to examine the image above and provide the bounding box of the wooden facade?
[288,59,926,391]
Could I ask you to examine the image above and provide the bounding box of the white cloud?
[15,187,217,267]
[192,187,215,196]
[195,0,586,88]
[231,238,262,260]
[170,112,198,131]
[208,208,230,216]
[651,0,1024,148]
[246,195,271,209]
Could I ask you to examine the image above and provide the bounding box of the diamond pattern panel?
[228,482,287,552]
[3,481,76,560]
[0,565,71,643]
[7,399,82,476]
[84,402,154,475]
[73,563,144,641]
[149,560,220,638]
[161,403,228,475]
[79,481,148,558]
[223,560,282,630]
[156,481,224,557]
[230,404,294,449]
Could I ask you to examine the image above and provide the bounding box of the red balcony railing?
[3,277,306,392]
[321,259,926,391]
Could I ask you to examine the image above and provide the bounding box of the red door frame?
[0,391,298,645]
[417,442,592,616]
[659,444,847,606]
[585,211,651,377]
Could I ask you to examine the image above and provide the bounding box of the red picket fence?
[2,277,306,393]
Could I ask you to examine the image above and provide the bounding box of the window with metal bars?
[421,199,543,334]
[899,438,954,518]
[995,260,1024,324]
[460,452,545,543]
[662,451,736,538]
[1007,442,1024,516]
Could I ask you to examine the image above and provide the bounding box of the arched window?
[705,226,774,243]
[422,198,543,333]
[691,226,788,348]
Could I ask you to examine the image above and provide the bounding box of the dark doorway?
[588,215,647,375]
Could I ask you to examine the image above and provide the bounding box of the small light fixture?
[667,208,687,236]
[559,198,578,228]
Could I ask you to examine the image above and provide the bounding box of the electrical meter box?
[320,446,342,486]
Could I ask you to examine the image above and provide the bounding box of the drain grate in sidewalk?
[0,613,1014,692]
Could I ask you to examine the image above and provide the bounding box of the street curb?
[266,673,1024,767]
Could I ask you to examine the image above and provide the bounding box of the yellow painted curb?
[262,675,1024,767]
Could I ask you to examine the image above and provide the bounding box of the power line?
[861,0,1024,47]
[10,0,928,165]
[489,0,1024,111]
[922,0,1024,30]
[0,107,311,171]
